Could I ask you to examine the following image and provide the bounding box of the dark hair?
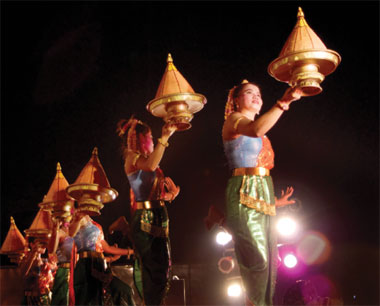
[117,118,151,160]
[232,82,260,100]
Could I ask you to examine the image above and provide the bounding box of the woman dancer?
[222,80,302,305]
[70,212,134,305]
[117,117,180,305]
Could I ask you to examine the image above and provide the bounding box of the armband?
[233,117,244,132]
[132,153,140,167]
[157,138,169,147]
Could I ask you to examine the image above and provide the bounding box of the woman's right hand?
[161,123,177,139]
[279,86,303,105]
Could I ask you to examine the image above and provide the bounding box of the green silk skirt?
[51,267,70,305]
[225,175,278,306]
[131,206,171,306]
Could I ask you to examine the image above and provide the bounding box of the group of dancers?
[15,79,302,306]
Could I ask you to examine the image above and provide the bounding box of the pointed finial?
[241,79,249,84]
[10,216,15,224]
[167,53,173,63]
[92,147,98,156]
[56,162,62,172]
[296,7,308,27]
[297,7,304,18]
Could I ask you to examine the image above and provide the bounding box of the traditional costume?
[73,218,133,305]
[51,236,75,306]
[128,167,171,306]
[223,134,277,305]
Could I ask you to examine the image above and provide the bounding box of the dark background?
[1,1,379,305]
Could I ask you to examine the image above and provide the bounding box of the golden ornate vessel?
[146,53,207,131]
[268,7,341,96]
[66,147,118,216]
[24,209,53,248]
[39,162,74,222]
[0,217,27,264]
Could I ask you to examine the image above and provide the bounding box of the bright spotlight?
[216,230,232,246]
[276,217,297,237]
[284,254,298,268]
[227,283,242,297]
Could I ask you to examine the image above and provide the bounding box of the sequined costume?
[223,135,277,306]
[73,219,133,305]
[51,236,75,306]
[21,255,54,306]
[127,168,171,306]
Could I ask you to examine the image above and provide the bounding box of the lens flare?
[297,231,331,265]
[284,254,298,268]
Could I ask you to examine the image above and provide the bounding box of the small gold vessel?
[66,147,118,216]
[0,217,27,264]
[268,7,341,96]
[146,53,207,131]
[39,162,74,222]
[24,209,53,248]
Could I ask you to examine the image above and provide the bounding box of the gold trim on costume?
[136,201,165,210]
[58,262,71,269]
[140,220,169,237]
[132,153,141,167]
[239,175,276,216]
[239,193,276,216]
[233,167,270,176]
[233,117,244,132]
[79,251,104,259]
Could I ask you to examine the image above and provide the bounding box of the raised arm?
[125,123,177,173]
[223,86,302,140]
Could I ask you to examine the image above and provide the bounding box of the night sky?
[1,1,379,305]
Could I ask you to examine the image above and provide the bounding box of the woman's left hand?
[162,177,180,201]
[275,186,296,207]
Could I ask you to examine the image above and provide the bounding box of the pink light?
[284,254,298,268]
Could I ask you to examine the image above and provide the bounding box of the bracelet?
[157,138,169,147]
[276,101,290,111]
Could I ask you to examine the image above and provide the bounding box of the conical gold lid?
[27,209,53,231]
[268,7,341,95]
[147,54,206,130]
[45,162,71,201]
[279,7,327,56]
[73,147,111,187]
[0,217,26,253]
[154,53,195,98]
[67,147,118,205]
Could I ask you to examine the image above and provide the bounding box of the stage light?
[215,229,232,246]
[227,283,242,297]
[283,254,298,268]
[218,256,235,274]
[276,217,298,237]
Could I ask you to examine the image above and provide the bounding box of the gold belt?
[58,262,71,268]
[136,200,165,210]
[233,167,270,176]
[79,251,104,259]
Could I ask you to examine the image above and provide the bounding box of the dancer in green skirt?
[117,117,180,306]
[222,80,302,306]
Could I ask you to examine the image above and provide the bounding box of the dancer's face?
[236,84,263,114]
[139,131,154,155]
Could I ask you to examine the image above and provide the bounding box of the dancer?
[222,80,302,306]
[20,237,56,306]
[49,220,75,306]
[70,211,134,305]
[117,117,180,305]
